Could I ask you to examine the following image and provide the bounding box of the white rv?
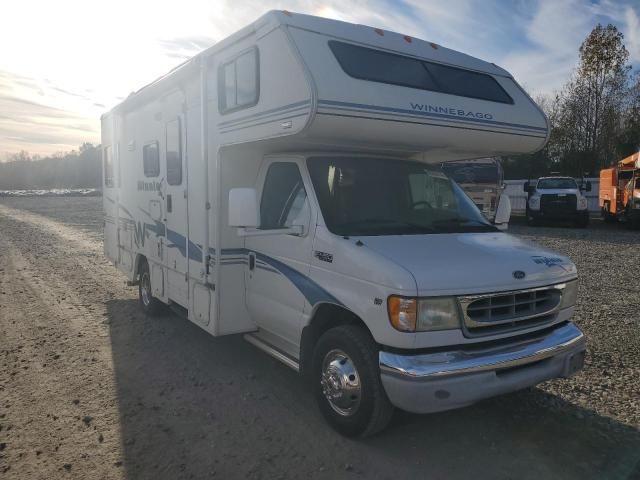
[102,11,585,436]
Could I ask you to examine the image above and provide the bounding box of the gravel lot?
[0,197,639,480]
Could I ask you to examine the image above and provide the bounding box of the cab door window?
[260,163,307,229]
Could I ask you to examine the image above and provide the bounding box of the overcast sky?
[1,0,639,159]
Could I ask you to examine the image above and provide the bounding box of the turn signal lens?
[388,296,417,332]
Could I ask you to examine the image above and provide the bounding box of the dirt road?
[1,197,639,480]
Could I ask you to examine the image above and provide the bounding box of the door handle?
[166,194,173,213]
[248,252,256,271]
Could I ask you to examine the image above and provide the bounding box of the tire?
[575,215,589,228]
[312,325,393,437]
[138,260,164,315]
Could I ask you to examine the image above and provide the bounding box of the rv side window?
[218,47,259,113]
[103,146,114,187]
[260,163,307,229]
[143,142,160,177]
[166,119,182,185]
[329,41,513,104]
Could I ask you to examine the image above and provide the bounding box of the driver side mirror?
[584,181,592,192]
[494,194,511,229]
[229,187,260,228]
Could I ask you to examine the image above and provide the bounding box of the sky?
[1,0,639,160]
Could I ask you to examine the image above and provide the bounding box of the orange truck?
[599,152,640,228]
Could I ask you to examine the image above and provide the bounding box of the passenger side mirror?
[228,188,259,228]
[494,194,511,229]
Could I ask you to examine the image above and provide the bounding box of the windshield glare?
[536,178,578,189]
[307,157,496,236]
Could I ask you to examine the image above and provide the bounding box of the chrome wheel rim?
[320,349,361,416]
[141,272,151,307]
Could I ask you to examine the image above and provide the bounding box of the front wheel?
[312,325,393,437]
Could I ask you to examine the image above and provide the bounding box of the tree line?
[504,24,640,179]
[0,143,101,190]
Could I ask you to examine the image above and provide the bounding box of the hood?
[359,232,577,296]
[535,188,579,195]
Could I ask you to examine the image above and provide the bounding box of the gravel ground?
[0,197,639,480]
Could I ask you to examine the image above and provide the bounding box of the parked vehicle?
[102,11,586,436]
[524,177,591,227]
[441,157,511,229]
[599,153,640,228]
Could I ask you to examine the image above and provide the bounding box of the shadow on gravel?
[105,299,640,480]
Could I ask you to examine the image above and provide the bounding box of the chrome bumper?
[379,322,586,413]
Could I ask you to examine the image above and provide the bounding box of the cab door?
[164,116,189,307]
[244,159,314,353]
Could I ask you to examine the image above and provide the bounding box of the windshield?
[441,162,500,184]
[307,157,496,236]
[536,178,578,189]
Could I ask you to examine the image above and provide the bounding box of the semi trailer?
[102,10,586,436]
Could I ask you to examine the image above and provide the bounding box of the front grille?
[540,194,577,216]
[458,286,563,336]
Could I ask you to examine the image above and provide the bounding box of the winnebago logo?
[532,256,564,267]
[137,180,161,192]
[410,103,493,120]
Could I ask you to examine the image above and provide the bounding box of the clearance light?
[403,35,413,43]
[374,28,384,36]
[388,296,416,332]
[430,42,439,50]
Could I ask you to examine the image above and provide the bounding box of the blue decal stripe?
[254,252,343,307]
[219,248,341,306]
[317,99,547,133]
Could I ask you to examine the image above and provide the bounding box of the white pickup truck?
[102,11,586,436]
[525,177,592,227]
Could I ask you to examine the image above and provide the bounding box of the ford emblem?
[513,270,526,280]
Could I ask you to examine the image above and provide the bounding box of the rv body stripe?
[218,248,342,306]
[317,112,547,139]
[317,99,547,133]
[220,113,309,134]
[217,100,311,127]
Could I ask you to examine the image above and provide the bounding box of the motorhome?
[102,11,586,436]
[441,157,510,228]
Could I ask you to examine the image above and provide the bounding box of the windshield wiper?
[431,218,495,230]
[336,218,436,234]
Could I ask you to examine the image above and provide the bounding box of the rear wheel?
[312,325,393,437]
[138,260,163,315]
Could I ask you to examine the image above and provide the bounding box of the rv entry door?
[164,117,189,307]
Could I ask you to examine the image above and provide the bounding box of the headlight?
[388,296,460,332]
[559,281,578,309]
[528,195,540,209]
[578,197,588,210]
